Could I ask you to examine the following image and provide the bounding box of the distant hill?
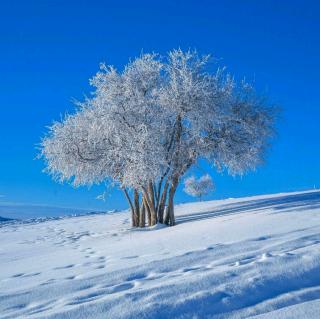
[0,215,12,222]
[0,202,101,221]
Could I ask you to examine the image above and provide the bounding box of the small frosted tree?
[184,175,215,201]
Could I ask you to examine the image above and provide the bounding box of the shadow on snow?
[176,191,320,225]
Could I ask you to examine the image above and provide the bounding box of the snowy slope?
[0,190,320,319]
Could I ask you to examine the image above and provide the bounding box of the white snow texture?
[1,190,320,318]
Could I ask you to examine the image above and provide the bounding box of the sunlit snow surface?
[1,190,320,318]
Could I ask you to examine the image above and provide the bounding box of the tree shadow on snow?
[176,191,320,225]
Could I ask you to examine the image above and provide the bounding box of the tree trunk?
[142,187,157,226]
[163,205,169,224]
[139,200,146,227]
[133,189,140,227]
[164,177,178,226]
[157,180,169,223]
[148,182,157,225]
[123,188,137,227]
[151,212,157,226]
[164,189,175,226]
[143,195,152,226]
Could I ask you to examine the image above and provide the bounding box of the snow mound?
[0,190,320,318]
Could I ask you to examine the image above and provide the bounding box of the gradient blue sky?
[0,0,319,211]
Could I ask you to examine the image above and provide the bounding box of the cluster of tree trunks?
[123,176,179,227]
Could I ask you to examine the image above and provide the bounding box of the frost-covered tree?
[184,175,214,201]
[39,49,276,228]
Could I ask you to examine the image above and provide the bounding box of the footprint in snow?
[145,272,165,280]
[83,259,105,266]
[253,236,271,241]
[11,272,41,279]
[233,255,256,267]
[66,283,134,306]
[95,265,105,269]
[109,282,134,293]
[66,291,105,305]
[78,283,95,290]
[5,303,29,310]
[65,276,76,280]
[80,248,92,253]
[258,252,272,261]
[122,255,138,260]
[181,266,202,273]
[125,273,147,281]
[22,272,41,278]
[26,300,55,316]
[40,278,56,286]
[54,264,75,270]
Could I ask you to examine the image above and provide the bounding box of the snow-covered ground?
[1,190,320,318]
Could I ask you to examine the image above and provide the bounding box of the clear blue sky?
[0,0,319,211]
